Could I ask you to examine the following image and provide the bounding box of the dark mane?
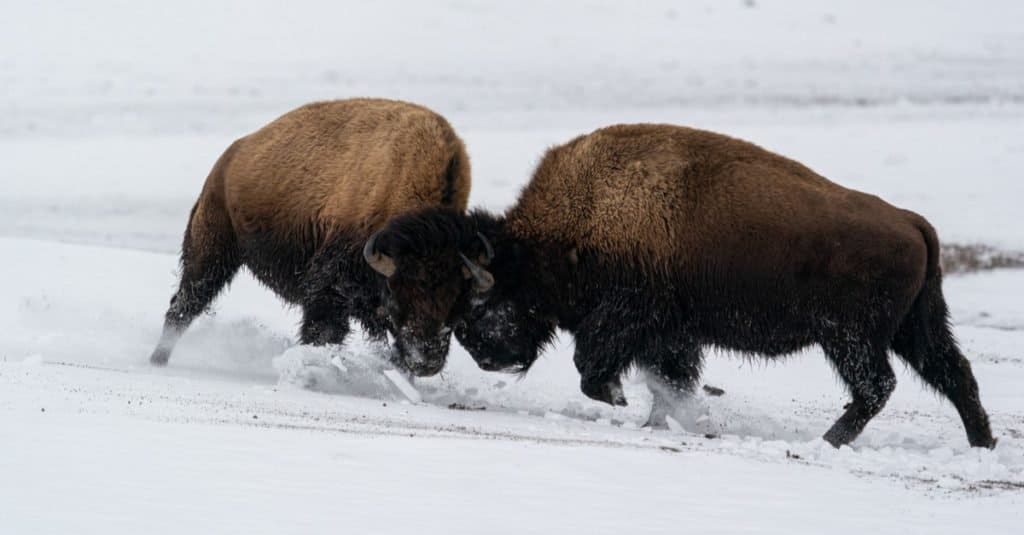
[379,207,501,260]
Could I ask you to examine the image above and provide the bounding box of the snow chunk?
[664,414,684,433]
[383,369,422,404]
[272,345,412,401]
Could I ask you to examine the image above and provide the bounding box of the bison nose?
[476,357,501,372]
[405,345,429,367]
[399,338,449,377]
[406,356,445,377]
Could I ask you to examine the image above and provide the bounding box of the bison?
[372,123,996,448]
[149,98,489,376]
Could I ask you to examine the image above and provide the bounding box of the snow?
[3,1,1024,533]
[7,412,1015,535]
[382,368,424,404]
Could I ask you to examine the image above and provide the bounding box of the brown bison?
[371,123,996,448]
[149,98,489,376]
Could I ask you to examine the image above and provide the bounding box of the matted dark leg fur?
[573,305,675,405]
[294,239,376,348]
[573,324,631,407]
[571,286,707,417]
[150,198,240,366]
[820,339,897,447]
[897,338,993,447]
[299,297,352,345]
[890,270,996,447]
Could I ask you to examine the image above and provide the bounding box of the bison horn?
[363,230,396,277]
[476,232,494,264]
[459,252,494,293]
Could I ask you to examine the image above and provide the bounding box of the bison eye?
[466,302,488,320]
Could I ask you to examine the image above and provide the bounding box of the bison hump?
[222,98,470,240]
[508,155,686,268]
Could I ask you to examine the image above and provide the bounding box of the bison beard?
[383,123,997,449]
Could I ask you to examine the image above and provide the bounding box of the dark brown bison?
[149,98,488,376]
[372,123,995,448]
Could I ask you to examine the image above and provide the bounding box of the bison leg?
[890,277,995,448]
[151,198,240,366]
[893,336,995,448]
[821,341,896,447]
[573,299,699,409]
[641,342,704,428]
[573,332,629,407]
[579,374,628,407]
[299,297,351,346]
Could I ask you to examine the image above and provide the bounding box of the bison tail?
[891,217,945,366]
[889,217,996,448]
[440,143,471,210]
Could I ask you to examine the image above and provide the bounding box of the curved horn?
[363,231,396,277]
[459,252,494,293]
[476,232,494,264]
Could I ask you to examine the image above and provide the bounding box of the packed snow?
[2,1,1024,533]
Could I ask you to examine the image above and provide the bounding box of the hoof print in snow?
[702,384,725,397]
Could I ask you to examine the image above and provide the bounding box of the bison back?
[220,98,470,243]
[507,123,927,288]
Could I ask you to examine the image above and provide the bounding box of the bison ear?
[363,231,397,277]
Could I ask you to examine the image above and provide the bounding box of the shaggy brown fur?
[509,124,926,279]
[224,99,469,244]
[376,123,996,448]
[150,98,471,374]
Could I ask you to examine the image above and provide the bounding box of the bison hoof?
[610,386,628,407]
[582,378,628,407]
[971,436,998,449]
[821,427,851,449]
[642,414,668,430]
[149,350,170,366]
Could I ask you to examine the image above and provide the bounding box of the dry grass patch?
[941,243,1024,275]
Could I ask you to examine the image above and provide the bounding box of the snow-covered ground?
[3,1,1024,533]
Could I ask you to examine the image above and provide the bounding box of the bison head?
[447,216,556,375]
[452,252,555,375]
[362,209,495,377]
[365,208,555,378]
